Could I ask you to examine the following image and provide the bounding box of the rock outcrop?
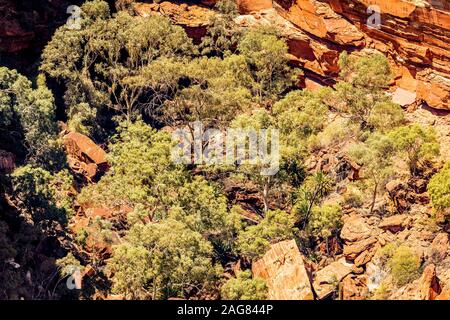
[139,0,449,110]
[63,131,108,181]
[313,258,353,299]
[340,274,369,300]
[252,240,315,300]
[270,0,450,110]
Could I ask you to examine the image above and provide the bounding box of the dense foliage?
[1,0,447,301]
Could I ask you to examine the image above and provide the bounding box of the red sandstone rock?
[63,131,107,180]
[312,258,353,299]
[237,0,273,13]
[275,0,365,46]
[340,274,369,300]
[340,215,372,242]
[378,214,410,233]
[63,132,107,165]
[252,239,314,300]
[415,264,441,300]
[343,237,378,260]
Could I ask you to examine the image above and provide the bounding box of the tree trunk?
[370,182,378,214]
[263,177,270,213]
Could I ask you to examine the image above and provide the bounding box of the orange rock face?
[286,0,449,110]
[236,0,449,110]
[275,0,365,46]
[252,240,314,300]
[134,0,449,110]
[63,131,107,180]
[237,0,273,13]
[415,264,441,300]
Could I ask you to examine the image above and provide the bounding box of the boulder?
[252,240,314,300]
[340,275,369,300]
[312,258,353,299]
[237,0,273,13]
[343,237,378,260]
[378,214,411,233]
[354,244,378,267]
[340,215,372,242]
[63,131,107,180]
[63,132,107,165]
[415,264,441,300]
[429,233,449,261]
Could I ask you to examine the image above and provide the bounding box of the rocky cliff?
[130,0,449,110]
[268,0,450,110]
[1,0,448,109]
[237,0,449,110]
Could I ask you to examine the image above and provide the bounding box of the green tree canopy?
[348,132,396,213]
[41,2,195,123]
[428,161,450,219]
[108,219,220,299]
[0,67,63,170]
[329,52,395,129]
[10,165,74,223]
[237,209,296,259]
[221,270,267,300]
[388,124,440,176]
[238,27,300,105]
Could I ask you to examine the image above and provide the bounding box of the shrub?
[428,161,450,216]
[308,204,343,239]
[388,246,421,286]
[221,270,267,300]
[10,165,74,223]
[237,209,296,260]
[343,186,364,208]
[367,101,405,132]
[388,124,439,176]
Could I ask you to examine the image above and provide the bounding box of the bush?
[428,161,450,216]
[388,246,421,286]
[221,270,267,300]
[343,186,364,208]
[367,101,405,132]
[237,209,296,260]
[307,204,343,239]
[10,165,74,223]
[388,124,439,176]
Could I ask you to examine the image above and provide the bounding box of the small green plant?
[428,161,450,220]
[75,228,89,246]
[343,186,364,208]
[221,270,267,300]
[388,246,421,286]
[308,204,343,239]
